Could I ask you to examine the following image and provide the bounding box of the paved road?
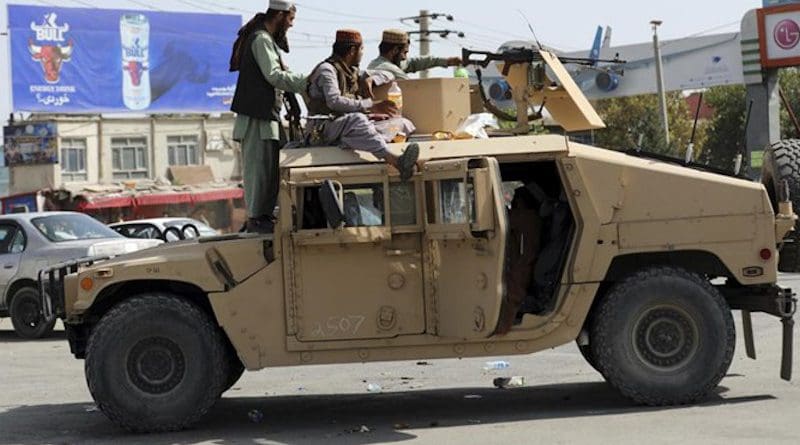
[1,277,799,444]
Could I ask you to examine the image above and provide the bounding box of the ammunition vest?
[307,56,361,116]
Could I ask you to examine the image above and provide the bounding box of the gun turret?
[462,47,624,133]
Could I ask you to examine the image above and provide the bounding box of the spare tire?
[762,139,800,272]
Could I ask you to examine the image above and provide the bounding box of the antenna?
[517,9,543,49]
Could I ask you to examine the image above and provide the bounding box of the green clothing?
[366,55,448,80]
[232,30,306,219]
[233,30,307,142]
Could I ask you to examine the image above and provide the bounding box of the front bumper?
[725,284,797,381]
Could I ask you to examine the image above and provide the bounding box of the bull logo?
[28,13,73,84]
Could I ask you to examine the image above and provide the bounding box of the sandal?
[397,143,420,182]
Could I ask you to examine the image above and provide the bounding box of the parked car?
[0,212,162,338]
[109,218,218,242]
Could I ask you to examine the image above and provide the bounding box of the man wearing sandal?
[306,29,419,181]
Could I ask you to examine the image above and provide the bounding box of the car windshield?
[32,214,122,242]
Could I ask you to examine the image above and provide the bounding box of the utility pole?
[651,20,670,146]
[402,11,463,79]
[419,10,430,78]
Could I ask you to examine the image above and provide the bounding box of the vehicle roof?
[0,211,86,223]
[279,134,569,169]
[109,217,207,227]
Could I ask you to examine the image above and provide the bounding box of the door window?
[0,224,20,254]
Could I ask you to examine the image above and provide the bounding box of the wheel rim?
[632,305,699,372]
[127,337,186,394]
[16,296,42,329]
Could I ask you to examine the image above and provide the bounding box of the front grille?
[38,256,110,319]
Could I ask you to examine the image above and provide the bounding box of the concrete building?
[2,113,246,231]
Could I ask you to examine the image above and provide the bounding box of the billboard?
[758,4,800,68]
[7,5,240,113]
[3,122,58,166]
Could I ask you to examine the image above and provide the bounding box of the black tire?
[762,139,800,272]
[590,267,735,406]
[222,350,245,394]
[85,294,227,432]
[9,286,56,339]
[577,342,600,373]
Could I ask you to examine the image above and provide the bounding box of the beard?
[274,22,290,52]
[391,53,404,66]
[274,30,290,52]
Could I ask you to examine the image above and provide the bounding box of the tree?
[697,84,746,170]
[593,92,699,158]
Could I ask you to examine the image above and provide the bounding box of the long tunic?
[366,55,449,80]
[231,30,307,219]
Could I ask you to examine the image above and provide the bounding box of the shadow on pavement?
[0,329,66,343]
[0,382,777,445]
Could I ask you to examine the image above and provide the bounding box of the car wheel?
[9,286,56,339]
[85,294,226,432]
[762,139,800,272]
[590,267,735,406]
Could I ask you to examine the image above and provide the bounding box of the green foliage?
[780,68,800,139]
[593,92,699,158]
[698,84,746,170]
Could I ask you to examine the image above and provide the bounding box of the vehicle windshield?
[32,214,122,242]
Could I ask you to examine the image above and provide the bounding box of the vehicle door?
[421,157,508,339]
[0,222,25,304]
[287,163,427,342]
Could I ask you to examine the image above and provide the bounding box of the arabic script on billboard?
[8,5,239,113]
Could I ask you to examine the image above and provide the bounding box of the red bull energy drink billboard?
[8,5,239,113]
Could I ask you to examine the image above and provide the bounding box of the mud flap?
[782,315,794,381]
[742,310,757,359]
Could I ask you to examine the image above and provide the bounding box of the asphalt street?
[1,276,799,445]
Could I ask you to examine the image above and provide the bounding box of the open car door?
[421,156,507,339]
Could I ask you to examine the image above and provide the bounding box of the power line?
[295,2,394,21]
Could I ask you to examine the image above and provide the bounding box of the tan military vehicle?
[41,48,797,433]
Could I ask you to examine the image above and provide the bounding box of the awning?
[135,192,193,207]
[192,188,243,203]
[77,195,134,210]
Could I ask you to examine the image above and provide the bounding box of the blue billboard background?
[8,5,240,113]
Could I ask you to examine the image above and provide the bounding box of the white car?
[109,217,218,242]
[0,212,162,338]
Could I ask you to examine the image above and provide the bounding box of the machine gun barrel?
[461,48,625,75]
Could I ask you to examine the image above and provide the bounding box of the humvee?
[40,49,797,432]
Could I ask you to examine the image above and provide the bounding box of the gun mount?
[463,47,624,134]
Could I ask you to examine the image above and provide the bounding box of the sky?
[0,0,767,125]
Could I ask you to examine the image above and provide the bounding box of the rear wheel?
[9,286,55,339]
[590,267,735,406]
[85,294,226,432]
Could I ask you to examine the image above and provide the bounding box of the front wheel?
[85,294,227,432]
[9,286,55,339]
[590,267,735,406]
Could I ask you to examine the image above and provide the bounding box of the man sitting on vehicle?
[306,29,419,181]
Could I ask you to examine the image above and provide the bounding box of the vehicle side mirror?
[318,180,345,229]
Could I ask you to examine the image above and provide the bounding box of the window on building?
[112,137,149,180]
[61,138,88,182]
[167,135,199,166]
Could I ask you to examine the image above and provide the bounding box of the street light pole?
[651,20,670,146]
